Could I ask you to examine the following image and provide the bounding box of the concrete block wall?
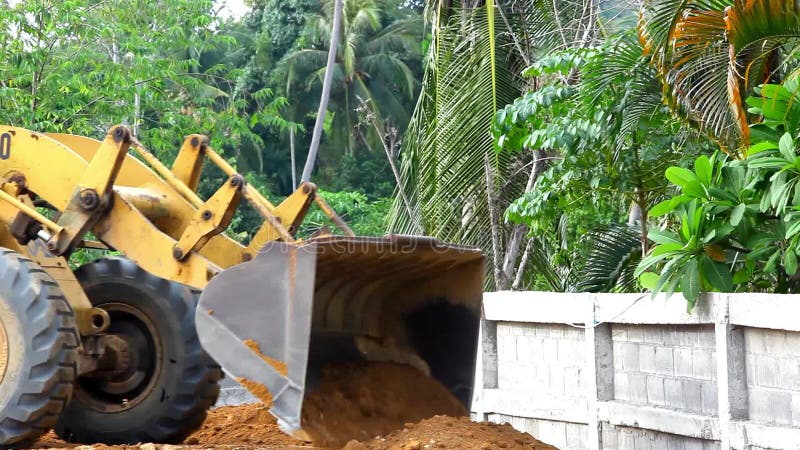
[472,292,800,450]
[612,324,717,416]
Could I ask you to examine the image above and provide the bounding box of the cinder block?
[565,423,585,449]
[683,439,703,450]
[563,366,581,395]
[622,343,640,371]
[550,366,565,395]
[778,358,800,390]
[613,325,628,342]
[541,420,567,448]
[749,388,771,422]
[674,348,693,378]
[633,431,652,450]
[646,375,665,406]
[664,377,684,409]
[614,342,623,368]
[601,423,618,450]
[616,370,631,402]
[644,327,663,345]
[785,331,800,356]
[651,432,669,450]
[791,393,800,426]
[763,329,787,355]
[667,434,685,450]
[557,338,578,364]
[745,354,756,387]
[756,355,779,387]
[683,379,702,413]
[639,344,656,373]
[613,370,628,401]
[692,349,714,380]
[662,329,678,346]
[696,326,715,349]
[700,380,718,415]
[629,372,648,403]
[745,328,766,355]
[627,326,644,342]
[619,428,636,450]
[679,329,697,347]
[543,339,558,363]
[655,347,674,375]
[769,390,793,425]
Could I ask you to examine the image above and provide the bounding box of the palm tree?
[386,0,603,289]
[286,0,422,159]
[638,0,800,154]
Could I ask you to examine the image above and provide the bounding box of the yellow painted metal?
[0,124,337,336]
[246,184,314,255]
[46,132,247,268]
[53,126,131,254]
[173,175,243,260]
[0,189,63,236]
[172,135,206,192]
[130,138,204,209]
[313,194,355,237]
[203,146,276,211]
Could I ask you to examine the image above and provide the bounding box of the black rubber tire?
[0,248,79,447]
[55,257,221,444]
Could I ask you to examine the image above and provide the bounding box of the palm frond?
[575,224,642,293]
[387,6,522,273]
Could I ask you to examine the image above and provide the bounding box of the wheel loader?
[0,124,484,446]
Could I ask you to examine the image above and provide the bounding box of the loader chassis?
[0,125,484,446]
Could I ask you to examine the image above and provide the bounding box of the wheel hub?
[76,302,162,413]
[0,315,8,384]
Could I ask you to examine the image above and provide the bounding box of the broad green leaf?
[746,141,778,157]
[681,259,701,308]
[694,155,712,186]
[730,203,746,226]
[652,242,684,256]
[649,199,676,217]
[780,133,796,161]
[786,250,799,276]
[666,167,699,190]
[638,272,659,290]
[786,221,800,239]
[700,257,733,292]
[732,269,749,284]
[648,229,683,246]
[765,250,782,274]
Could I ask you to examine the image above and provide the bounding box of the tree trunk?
[300,0,343,183]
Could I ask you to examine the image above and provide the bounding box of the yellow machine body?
[0,125,484,439]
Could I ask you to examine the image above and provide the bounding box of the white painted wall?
[471,292,800,450]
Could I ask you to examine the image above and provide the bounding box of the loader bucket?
[196,235,484,437]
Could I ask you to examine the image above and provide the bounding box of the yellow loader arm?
[0,124,483,444]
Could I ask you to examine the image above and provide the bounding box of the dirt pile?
[341,415,557,450]
[183,403,304,447]
[31,361,555,449]
[301,362,466,447]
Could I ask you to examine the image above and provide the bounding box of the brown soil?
[341,415,558,450]
[301,362,467,447]
[31,362,555,450]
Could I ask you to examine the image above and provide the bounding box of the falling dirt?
[243,338,289,376]
[31,362,555,450]
[236,377,274,407]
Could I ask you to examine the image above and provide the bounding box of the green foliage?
[638,79,800,308]
[299,191,391,237]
